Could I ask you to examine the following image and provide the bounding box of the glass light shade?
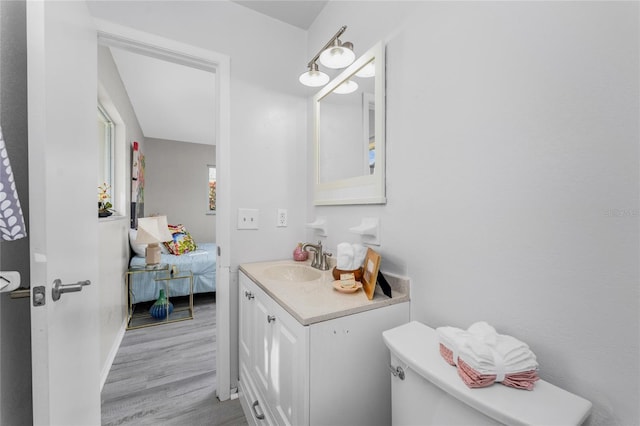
[355,61,375,78]
[319,41,355,69]
[333,79,358,95]
[299,68,330,87]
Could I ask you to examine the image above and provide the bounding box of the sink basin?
[263,264,322,282]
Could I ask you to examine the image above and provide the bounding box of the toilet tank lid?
[383,321,592,426]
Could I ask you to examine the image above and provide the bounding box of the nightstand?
[126,264,194,329]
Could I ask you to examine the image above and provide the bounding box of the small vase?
[149,289,174,320]
[293,243,308,261]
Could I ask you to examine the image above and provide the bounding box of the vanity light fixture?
[299,25,355,88]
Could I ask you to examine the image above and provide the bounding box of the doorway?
[96,21,232,404]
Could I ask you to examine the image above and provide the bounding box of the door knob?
[52,279,91,301]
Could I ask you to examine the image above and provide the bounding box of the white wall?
[98,217,129,388]
[87,0,309,387]
[307,2,639,425]
[144,137,216,243]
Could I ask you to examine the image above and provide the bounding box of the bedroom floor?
[101,293,247,425]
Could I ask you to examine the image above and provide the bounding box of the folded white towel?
[459,333,538,375]
[436,326,469,364]
[437,322,538,376]
[466,321,498,345]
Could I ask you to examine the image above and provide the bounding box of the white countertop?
[239,259,410,326]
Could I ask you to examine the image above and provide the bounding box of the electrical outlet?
[277,209,288,227]
[237,208,259,230]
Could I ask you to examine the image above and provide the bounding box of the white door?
[27,1,100,424]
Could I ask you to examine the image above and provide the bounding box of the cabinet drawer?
[240,362,275,426]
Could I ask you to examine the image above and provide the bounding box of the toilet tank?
[383,321,592,426]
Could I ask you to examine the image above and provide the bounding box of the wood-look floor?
[101,293,247,426]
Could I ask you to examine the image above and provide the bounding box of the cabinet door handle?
[252,400,265,420]
[267,315,276,323]
[245,290,254,300]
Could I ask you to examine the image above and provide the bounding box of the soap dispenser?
[293,243,308,261]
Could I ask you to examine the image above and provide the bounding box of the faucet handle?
[320,251,332,271]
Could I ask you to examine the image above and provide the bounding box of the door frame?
[95,19,232,400]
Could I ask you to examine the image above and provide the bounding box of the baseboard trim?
[100,318,127,392]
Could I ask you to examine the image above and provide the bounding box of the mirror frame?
[313,41,385,205]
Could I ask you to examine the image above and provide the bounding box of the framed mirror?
[313,42,385,205]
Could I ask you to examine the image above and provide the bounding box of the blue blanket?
[129,243,217,303]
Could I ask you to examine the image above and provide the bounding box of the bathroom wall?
[0,0,33,424]
[87,0,309,387]
[307,2,639,425]
[144,137,216,243]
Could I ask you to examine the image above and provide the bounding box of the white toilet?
[383,321,592,426]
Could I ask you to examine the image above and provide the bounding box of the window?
[208,166,216,213]
[98,105,115,203]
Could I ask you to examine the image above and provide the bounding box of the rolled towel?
[336,242,354,270]
[352,243,367,270]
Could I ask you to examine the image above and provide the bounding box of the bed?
[128,228,216,303]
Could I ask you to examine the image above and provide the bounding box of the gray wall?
[144,138,215,243]
[0,0,32,424]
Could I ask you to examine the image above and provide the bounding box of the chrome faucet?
[302,240,332,270]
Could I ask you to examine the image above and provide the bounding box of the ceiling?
[231,0,328,30]
[109,46,217,145]
[109,1,326,146]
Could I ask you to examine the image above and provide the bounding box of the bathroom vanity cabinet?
[238,262,410,426]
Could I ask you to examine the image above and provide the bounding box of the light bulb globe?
[299,69,330,87]
[319,41,355,69]
[333,79,359,95]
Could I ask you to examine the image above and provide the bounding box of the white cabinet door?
[252,286,273,397]
[239,274,274,425]
[239,272,309,426]
[269,303,308,426]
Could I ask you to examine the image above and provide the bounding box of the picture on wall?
[208,165,216,212]
[131,141,145,228]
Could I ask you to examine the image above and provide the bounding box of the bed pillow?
[129,228,170,257]
[129,228,146,257]
[164,224,197,255]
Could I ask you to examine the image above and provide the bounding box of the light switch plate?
[237,208,259,230]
